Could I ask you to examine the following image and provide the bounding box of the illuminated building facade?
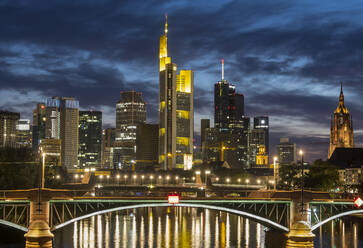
[101,128,115,168]
[255,145,268,167]
[159,16,194,170]
[328,83,354,158]
[39,138,61,166]
[0,111,20,148]
[277,137,296,165]
[115,91,146,169]
[249,128,266,165]
[32,103,46,151]
[45,97,79,168]
[16,119,32,147]
[78,111,102,167]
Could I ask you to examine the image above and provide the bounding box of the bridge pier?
[24,200,53,248]
[285,201,315,247]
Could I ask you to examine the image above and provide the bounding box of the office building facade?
[159,16,194,170]
[32,103,46,151]
[277,137,296,165]
[16,119,32,147]
[0,111,20,148]
[78,111,102,167]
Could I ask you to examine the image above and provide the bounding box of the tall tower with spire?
[328,83,354,158]
[158,16,194,170]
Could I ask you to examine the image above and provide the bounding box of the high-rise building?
[45,97,79,168]
[32,103,46,151]
[136,123,158,169]
[0,111,20,148]
[115,91,146,169]
[16,119,32,147]
[39,138,61,166]
[328,83,354,158]
[101,128,116,167]
[214,60,244,129]
[78,111,102,167]
[277,137,296,165]
[249,128,266,166]
[253,116,269,155]
[200,119,210,145]
[159,16,194,170]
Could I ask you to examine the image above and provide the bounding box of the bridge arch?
[52,203,289,232]
[0,219,28,232]
[311,209,363,231]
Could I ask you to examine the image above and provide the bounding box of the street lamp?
[245,178,250,184]
[133,175,137,184]
[216,177,220,183]
[175,176,179,184]
[116,174,120,185]
[299,149,304,214]
[124,175,128,184]
[237,178,241,183]
[257,179,261,184]
[226,178,230,184]
[141,175,145,185]
[149,175,154,185]
[41,152,46,188]
[273,156,278,191]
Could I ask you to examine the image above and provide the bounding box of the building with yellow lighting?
[159,16,194,170]
[328,83,354,158]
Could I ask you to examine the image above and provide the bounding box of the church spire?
[335,82,349,114]
[339,82,344,104]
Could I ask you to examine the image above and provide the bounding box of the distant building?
[32,103,46,151]
[249,128,266,166]
[0,110,20,148]
[101,128,116,168]
[39,138,61,166]
[136,123,158,169]
[158,17,194,170]
[255,146,268,167]
[329,148,363,187]
[277,137,296,165]
[253,116,269,155]
[328,83,354,158]
[115,91,146,169]
[78,111,102,167]
[16,119,32,147]
[45,97,79,168]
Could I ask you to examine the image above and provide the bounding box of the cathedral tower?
[328,83,354,158]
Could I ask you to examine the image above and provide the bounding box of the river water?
[1,207,362,247]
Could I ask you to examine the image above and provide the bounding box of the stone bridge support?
[285,199,315,247]
[24,199,53,248]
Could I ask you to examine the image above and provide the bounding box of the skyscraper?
[32,103,46,151]
[214,60,244,129]
[277,137,296,165]
[45,97,79,168]
[159,16,194,170]
[328,83,354,158]
[0,111,20,148]
[136,123,158,169]
[115,91,146,169]
[78,111,102,167]
[16,119,32,147]
[253,116,269,155]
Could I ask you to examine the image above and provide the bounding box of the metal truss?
[50,199,290,230]
[0,201,30,229]
[309,201,354,227]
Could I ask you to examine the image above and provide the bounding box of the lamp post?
[299,149,304,215]
[273,156,278,191]
[150,175,154,185]
[41,152,46,188]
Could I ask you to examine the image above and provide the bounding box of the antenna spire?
[165,14,168,36]
[221,59,224,80]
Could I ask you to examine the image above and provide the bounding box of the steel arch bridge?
[0,197,360,234]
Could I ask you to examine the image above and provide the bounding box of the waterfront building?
[45,97,79,168]
[32,103,46,151]
[16,119,32,147]
[277,137,296,165]
[328,83,354,158]
[158,16,194,170]
[0,110,20,148]
[78,111,102,167]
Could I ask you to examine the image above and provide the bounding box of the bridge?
[0,188,360,248]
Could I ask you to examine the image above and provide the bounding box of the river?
[0,207,362,247]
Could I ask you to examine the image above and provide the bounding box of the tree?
[277,163,300,190]
[305,159,340,191]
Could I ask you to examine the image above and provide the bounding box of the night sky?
[1,0,363,161]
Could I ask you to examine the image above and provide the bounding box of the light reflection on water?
[54,207,363,248]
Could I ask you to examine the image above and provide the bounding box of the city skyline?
[1,1,363,161]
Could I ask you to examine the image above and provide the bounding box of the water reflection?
[55,207,363,248]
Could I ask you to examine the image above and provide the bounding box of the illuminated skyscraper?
[328,83,354,158]
[78,111,102,167]
[159,16,194,170]
[0,111,20,148]
[115,91,146,169]
[45,97,79,168]
[16,119,32,147]
[253,116,269,154]
[32,103,46,151]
